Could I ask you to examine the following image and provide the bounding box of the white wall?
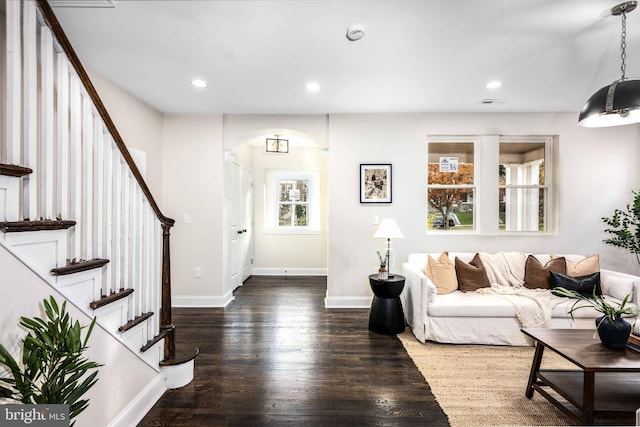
[88,70,164,205]
[78,73,640,308]
[251,146,328,275]
[0,246,163,427]
[223,114,329,149]
[326,112,640,306]
[223,114,329,277]
[162,115,226,306]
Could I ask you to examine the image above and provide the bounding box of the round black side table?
[368,274,406,335]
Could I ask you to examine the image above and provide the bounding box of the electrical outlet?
[194,267,201,278]
[373,214,380,225]
[184,214,191,224]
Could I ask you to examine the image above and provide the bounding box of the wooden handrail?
[34,0,178,363]
[35,0,174,228]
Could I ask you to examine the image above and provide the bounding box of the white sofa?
[401,252,640,346]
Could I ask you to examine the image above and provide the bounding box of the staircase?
[0,0,197,403]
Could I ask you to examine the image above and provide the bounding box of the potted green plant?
[602,190,640,266]
[0,296,102,426]
[552,287,640,348]
[376,250,388,280]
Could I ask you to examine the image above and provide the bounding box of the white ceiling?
[51,0,640,116]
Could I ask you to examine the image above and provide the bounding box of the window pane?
[499,188,546,231]
[427,141,475,232]
[428,142,474,185]
[279,179,308,202]
[427,188,474,230]
[294,205,308,226]
[279,181,292,202]
[499,142,545,185]
[278,204,292,226]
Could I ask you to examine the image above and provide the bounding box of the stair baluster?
[0,0,197,381]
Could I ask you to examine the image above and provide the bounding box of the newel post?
[161,222,176,360]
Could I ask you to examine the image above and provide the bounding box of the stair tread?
[119,312,154,333]
[90,288,134,310]
[51,258,109,276]
[140,330,167,353]
[160,346,200,367]
[0,219,76,233]
[0,163,33,177]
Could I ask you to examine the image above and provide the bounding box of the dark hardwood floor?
[139,276,449,426]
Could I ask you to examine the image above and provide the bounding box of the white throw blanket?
[477,252,565,328]
[480,252,526,287]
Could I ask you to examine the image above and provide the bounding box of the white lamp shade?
[373,219,404,239]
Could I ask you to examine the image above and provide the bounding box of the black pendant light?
[265,134,289,153]
[579,1,640,127]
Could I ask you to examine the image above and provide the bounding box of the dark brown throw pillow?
[524,255,566,289]
[550,271,602,297]
[455,253,491,292]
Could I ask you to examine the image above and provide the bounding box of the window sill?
[263,228,322,235]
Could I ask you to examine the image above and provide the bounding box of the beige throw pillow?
[552,254,599,277]
[426,252,458,295]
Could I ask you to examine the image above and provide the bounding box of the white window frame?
[499,135,554,235]
[426,135,555,236]
[265,170,321,234]
[426,136,479,234]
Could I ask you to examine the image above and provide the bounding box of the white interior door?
[240,167,253,282]
[227,162,241,290]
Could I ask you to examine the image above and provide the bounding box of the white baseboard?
[324,296,371,309]
[109,374,166,427]
[251,267,327,276]
[172,291,234,308]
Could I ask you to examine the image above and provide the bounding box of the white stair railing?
[1,0,176,361]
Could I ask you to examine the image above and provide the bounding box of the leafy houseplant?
[552,287,640,348]
[0,296,101,426]
[376,250,388,280]
[602,190,640,266]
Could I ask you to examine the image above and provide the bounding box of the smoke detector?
[346,24,366,41]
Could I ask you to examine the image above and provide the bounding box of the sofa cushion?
[429,291,636,319]
[428,291,518,317]
[426,252,458,295]
[455,253,491,292]
[550,271,602,297]
[524,255,566,289]
[602,275,634,301]
[553,253,599,277]
[551,295,637,318]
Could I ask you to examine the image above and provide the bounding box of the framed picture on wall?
[360,164,392,203]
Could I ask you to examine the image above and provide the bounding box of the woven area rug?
[398,330,636,426]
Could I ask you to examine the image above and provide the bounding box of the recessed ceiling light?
[486,81,502,89]
[306,81,321,93]
[191,79,208,88]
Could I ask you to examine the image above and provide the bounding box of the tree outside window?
[427,141,475,231]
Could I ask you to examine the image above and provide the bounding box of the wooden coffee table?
[522,328,640,425]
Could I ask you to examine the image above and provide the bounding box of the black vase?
[595,315,632,348]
